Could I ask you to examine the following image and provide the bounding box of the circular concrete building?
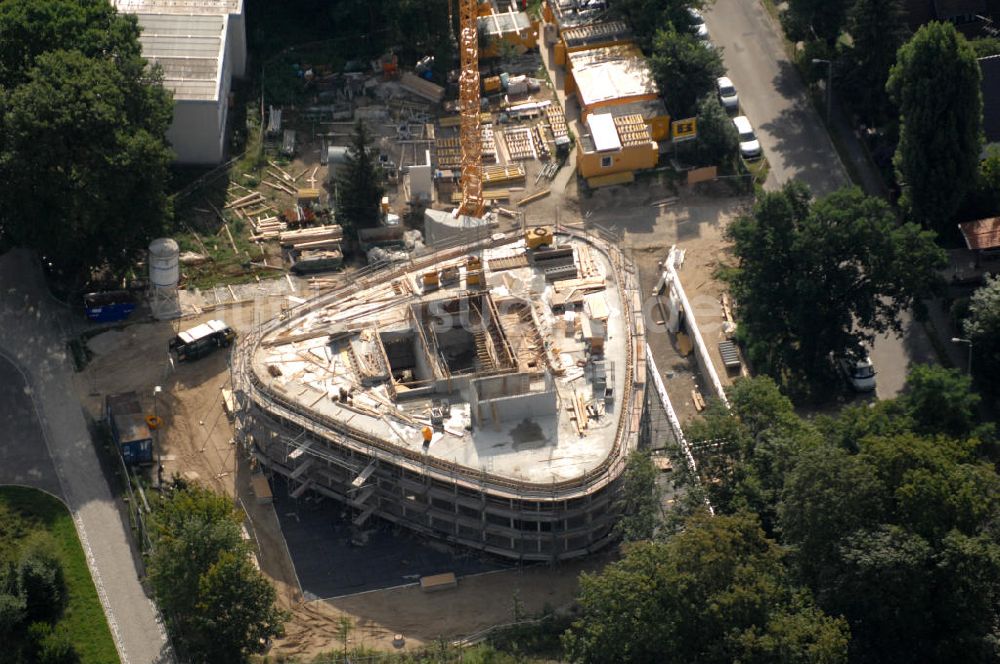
[232,227,646,562]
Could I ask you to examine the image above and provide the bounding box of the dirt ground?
[74,296,607,661]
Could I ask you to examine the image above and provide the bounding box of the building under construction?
[232,226,646,562]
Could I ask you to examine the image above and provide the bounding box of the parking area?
[271,476,513,600]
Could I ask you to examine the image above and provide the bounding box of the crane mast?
[457,0,485,218]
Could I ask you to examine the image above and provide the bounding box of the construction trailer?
[554,20,632,64]
[106,392,155,465]
[478,9,540,58]
[576,113,658,184]
[565,44,670,141]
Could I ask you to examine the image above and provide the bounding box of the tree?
[964,274,1000,397]
[17,544,65,625]
[0,0,172,284]
[148,486,287,663]
[0,0,143,85]
[780,429,1000,663]
[887,22,982,233]
[613,451,661,541]
[685,376,820,531]
[782,0,851,45]
[336,119,384,231]
[609,0,701,52]
[184,551,286,663]
[839,0,909,125]
[901,364,980,438]
[650,26,725,119]
[562,513,849,664]
[723,182,945,387]
[695,94,738,167]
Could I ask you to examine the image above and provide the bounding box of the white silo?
[148,238,181,320]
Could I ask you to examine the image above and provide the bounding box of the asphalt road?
[0,249,171,664]
[704,0,848,197]
[704,0,939,399]
[0,354,62,496]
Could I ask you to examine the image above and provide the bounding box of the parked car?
[687,7,709,39]
[837,352,877,392]
[732,115,762,160]
[716,76,739,112]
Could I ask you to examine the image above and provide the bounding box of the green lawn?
[0,486,119,664]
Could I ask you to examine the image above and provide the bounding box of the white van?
[838,353,876,392]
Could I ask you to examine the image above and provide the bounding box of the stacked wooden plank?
[250,216,287,241]
[436,131,497,169]
[278,225,343,248]
[483,163,525,185]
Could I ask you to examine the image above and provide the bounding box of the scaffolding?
[231,224,647,562]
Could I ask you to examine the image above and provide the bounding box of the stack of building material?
[545,104,569,140]
[481,124,497,162]
[250,217,287,241]
[533,125,551,160]
[613,114,652,146]
[503,127,536,160]
[483,163,526,185]
[434,136,462,169]
[399,72,445,103]
[279,225,343,249]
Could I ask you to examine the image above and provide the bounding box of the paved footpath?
[0,249,171,664]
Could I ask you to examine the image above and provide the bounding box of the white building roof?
[570,45,659,109]
[115,0,243,102]
[587,114,621,151]
[133,12,227,101]
[114,0,242,15]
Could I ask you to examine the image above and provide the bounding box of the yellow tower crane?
[457,0,485,218]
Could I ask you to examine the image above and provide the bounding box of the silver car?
[688,7,709,40]
[717,76,739,113]
[733,115,762,160]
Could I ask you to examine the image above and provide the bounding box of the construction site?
[68,0,743,656]
[232,224,646,562]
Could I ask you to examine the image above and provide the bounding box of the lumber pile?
[278,225,343,247]
[483,163,525,185]
[517,188,550,207]
[249,216,287,241]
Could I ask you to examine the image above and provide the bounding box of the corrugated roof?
[588,113,621,151]
[115,0,242,15]
[478,10,532,36]
[959,217,1000,250]
[135,12,225,101]
[562,21,631,48]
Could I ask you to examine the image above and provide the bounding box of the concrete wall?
[475,388,557,425]
[168,98,226,165]
[472,373,530,400]
[409,150,433,202]
[227,10,247,77]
